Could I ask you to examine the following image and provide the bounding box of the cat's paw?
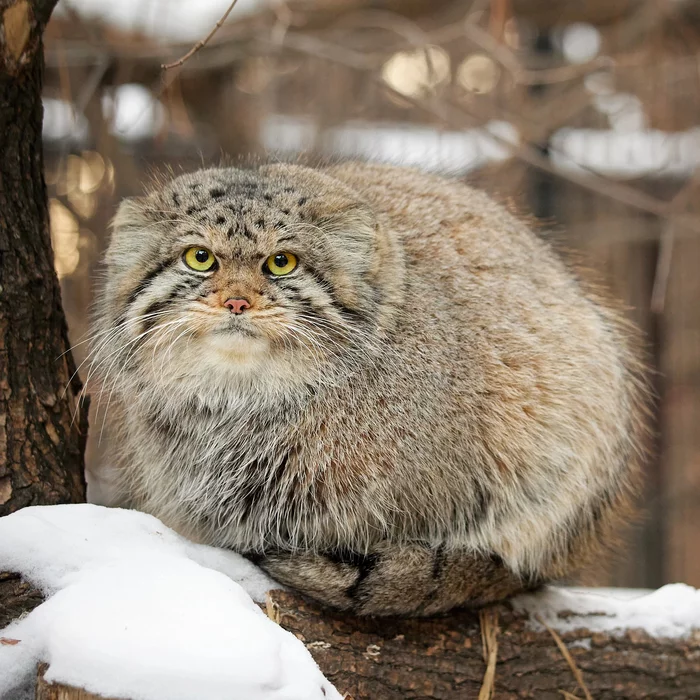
[255,544,531,616]
[254,544,447,615]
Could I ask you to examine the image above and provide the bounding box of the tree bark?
[268,590,700,700]
[36,665,113,700]
[25,589,700,700]
[0,0,87,516]
[0,571,42,628]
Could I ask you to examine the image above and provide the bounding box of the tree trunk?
[0,0,87,516]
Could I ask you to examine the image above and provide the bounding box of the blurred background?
[42,0,700,590]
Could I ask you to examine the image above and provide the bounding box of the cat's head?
[92,164,402,401]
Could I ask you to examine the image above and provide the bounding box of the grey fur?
[89,162,647,616]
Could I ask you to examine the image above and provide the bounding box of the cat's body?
[93,162,646,615]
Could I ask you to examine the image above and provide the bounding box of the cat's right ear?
[111,197,148,235]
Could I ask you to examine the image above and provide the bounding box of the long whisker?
[82,317,186,428]
[99,317,193,444]
[61,310,180,399]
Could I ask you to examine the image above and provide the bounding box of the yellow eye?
[266,252,298,276]
[184,247,216,272]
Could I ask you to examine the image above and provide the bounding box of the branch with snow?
[1,505,699,700]
[0,505,339,700]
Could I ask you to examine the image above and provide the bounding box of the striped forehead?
[162,174,309,251]
[193,216,279,258]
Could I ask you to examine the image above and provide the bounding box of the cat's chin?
[203,332,270,366]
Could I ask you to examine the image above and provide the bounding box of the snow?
[54,0,262,42]
[551,127,700,179]
[0,504,340,700]
[103,84,167,141]
[513,583,700,639]
[262,114,518,174]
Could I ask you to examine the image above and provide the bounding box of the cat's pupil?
[274,254,288,268]
[195,249,209,263]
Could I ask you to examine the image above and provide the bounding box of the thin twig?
[536,615,594,700]
[651,168,700,313]
[478,608,499,700]
[161,0,241,70]
[651,222,676,314]
[265,591,281,624]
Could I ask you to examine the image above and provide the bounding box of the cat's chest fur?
[122,387,344,549]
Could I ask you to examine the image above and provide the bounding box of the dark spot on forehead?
[256,218,265,229]
[284,187,295,193]
[281,209,290,215]
[242,225,255,240]
[172,192,180,206]
[263,193,273,202]
[215,215,226,225]
[275,220,285,229]
[210,188,225,199]
[186,205,199,216]
[298,197,307,206]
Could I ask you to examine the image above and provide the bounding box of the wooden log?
[36,665,118,700]
[267,589,700,700]
[20,588,700,699]
[0,572,43,629]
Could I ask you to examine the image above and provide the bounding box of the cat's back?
[325,161,622,375]
[325,162,544,266]
[321,163,640,490]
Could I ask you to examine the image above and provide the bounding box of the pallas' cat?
[91,162,646,615]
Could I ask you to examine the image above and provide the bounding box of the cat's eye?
[265,252,298,276]
[184,247,217,272]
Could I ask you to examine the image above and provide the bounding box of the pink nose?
[224,298,251,314]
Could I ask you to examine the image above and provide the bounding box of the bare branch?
[161,0,240,71]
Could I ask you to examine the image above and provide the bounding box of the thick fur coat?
[90,162,647,615]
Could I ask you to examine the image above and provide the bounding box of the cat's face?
[93,165,392,400]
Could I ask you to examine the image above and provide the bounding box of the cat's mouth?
[204,319,270,363]
[212,315,261,339]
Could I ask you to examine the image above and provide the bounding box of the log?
[0,572,43,629]
[267,590,700,700]
[35,665,113,700]
[23,588,700,700]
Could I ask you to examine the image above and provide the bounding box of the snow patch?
[0,504,340,700]
[261,114,518,174]
[54,0,261,42]
[513,584,700,639]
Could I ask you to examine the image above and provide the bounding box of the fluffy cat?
[90,162,647,615]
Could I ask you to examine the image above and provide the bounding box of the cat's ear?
[105,197,152,268]
[111,197,149,234]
